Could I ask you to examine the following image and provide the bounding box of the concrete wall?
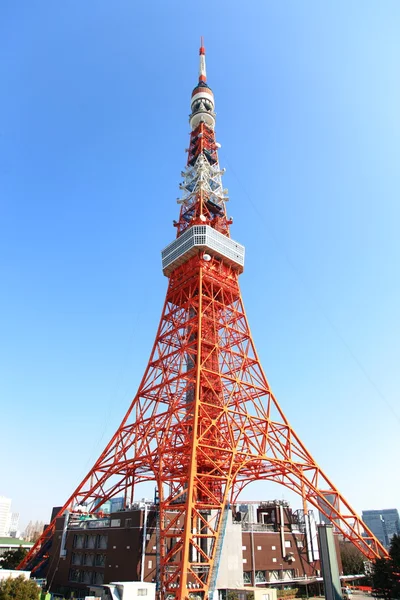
[216,511,244,589]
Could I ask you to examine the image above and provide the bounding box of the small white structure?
[249,588,277,600]
[91,581,156,600]
[0,569,31,582]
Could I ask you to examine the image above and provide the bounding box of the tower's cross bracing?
[19,39,389,599]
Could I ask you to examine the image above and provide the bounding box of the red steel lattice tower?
[20,41,389,597]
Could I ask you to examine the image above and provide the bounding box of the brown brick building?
[237,503,327,586]
[44,501,341,598]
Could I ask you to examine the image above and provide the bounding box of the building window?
[243,572,252,585]
[83,553,94,566]
[95,554,106,567]
[137,589,148,596]
[285,540,292,548]
[257,545,262,550]
[262,595,270,600]
[93,572,104,585]
[68,569,81,582]
[272,558,277,563]
[111,518,121,527]
[281,569,295,579]
[82,570,92,584]
[85,535,96,549]
[148,560,153,568]
[73,534,84,549]
[71,553,82,566]
[97,534,108,549]
[125,518,132,528]
[255,570,266,583]
[297,540,303,548]
[243,558,247,564]
[271,545,276,550]
[242,545,246,550]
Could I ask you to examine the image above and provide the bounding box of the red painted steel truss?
[20,50,388,600]
[20,254,388,596]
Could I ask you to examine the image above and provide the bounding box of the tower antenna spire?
[199,35,206,82]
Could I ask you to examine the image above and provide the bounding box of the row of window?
[71,552,105,567]
[73,534,108,549]
[68,569,104,584]
[243,557,289,564]
[242,540,303,551]
[244,556,299,564]
[243,569,296,584]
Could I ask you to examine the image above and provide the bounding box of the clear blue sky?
[1,1,399,530]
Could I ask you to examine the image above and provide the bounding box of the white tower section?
[179,154,228,212]
[161,40,245,277]
[189,42,216,130]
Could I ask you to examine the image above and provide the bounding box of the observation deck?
[161,225,245,277]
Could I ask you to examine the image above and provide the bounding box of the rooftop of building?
[363,508,399,514]
[0,537,33,546]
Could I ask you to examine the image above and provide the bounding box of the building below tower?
[361,509,400,549]
[43,499,342,599]
[0,536,33,560]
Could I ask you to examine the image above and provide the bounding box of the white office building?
[7,512,20,537]
[0,497,12,537]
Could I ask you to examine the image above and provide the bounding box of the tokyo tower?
[20,41,388,598]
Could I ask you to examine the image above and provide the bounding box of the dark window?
[96,534,108,549]
[83,553,94,566]
[82,570,93,584]
[85,535,96,549]
[71,553,82,566]
[93,572,104,585]
[73,534,84,549]
[68,569,81,582]
[95,554,106,567]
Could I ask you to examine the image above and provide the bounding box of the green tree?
[0,576,39,600]
[372,558,393,599]
[0,548,27,570]
[339,541,365,575]
[389,534,400,599]
[372,534,400,599]
[389,534,400,566]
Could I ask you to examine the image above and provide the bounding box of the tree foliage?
[23,521,44,544]
[372,534,400,599]
[0,548,27,570]
[0,576,39,600]
[339,541,365,575]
